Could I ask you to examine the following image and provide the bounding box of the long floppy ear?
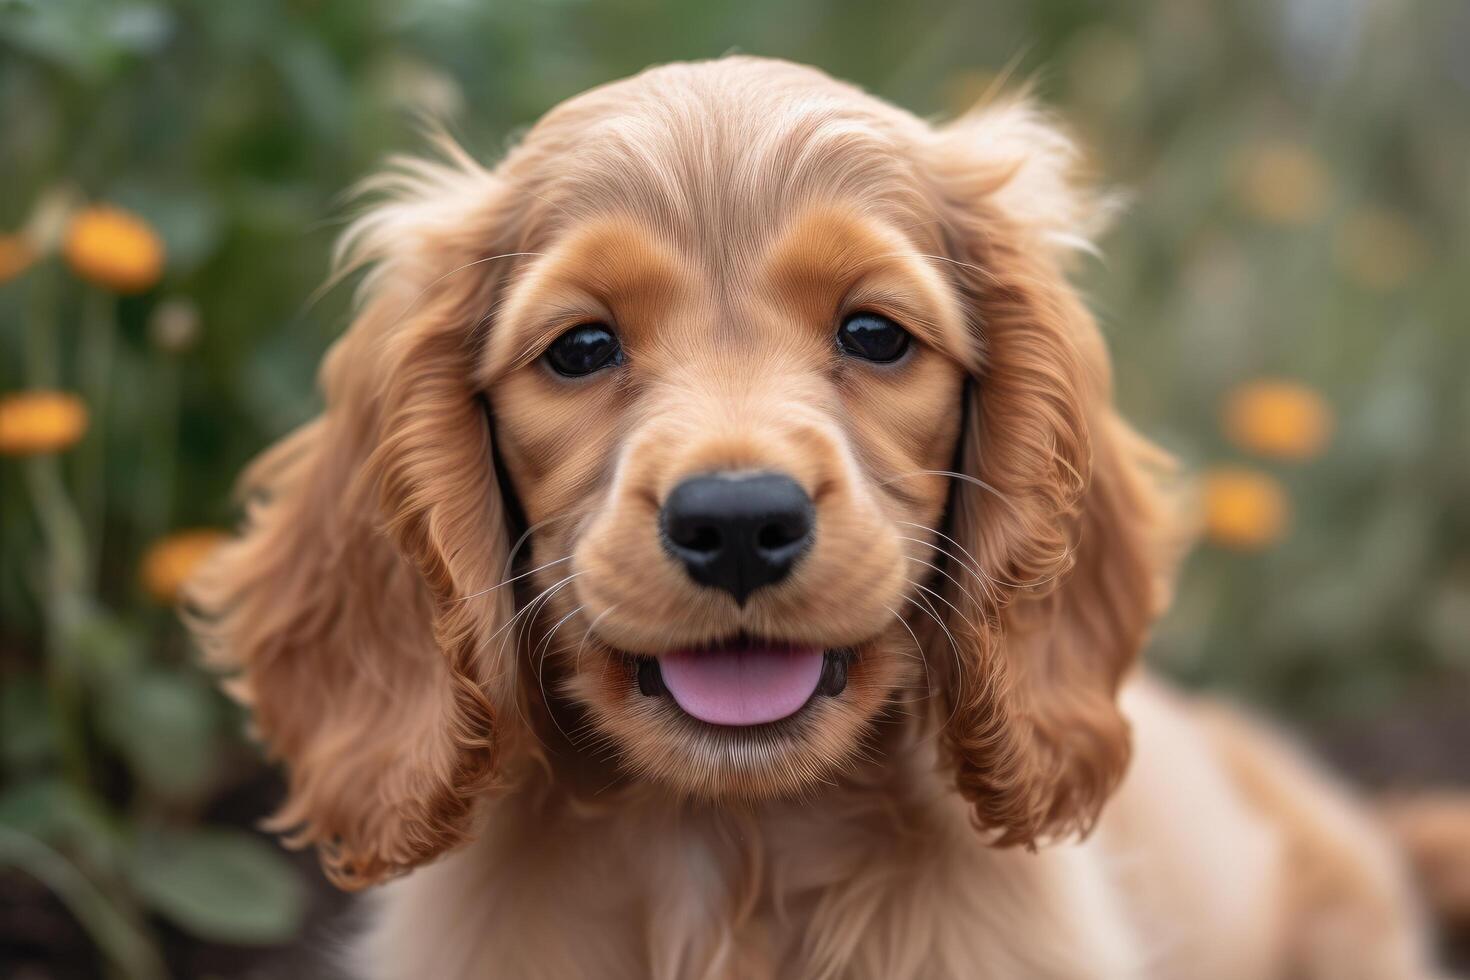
[925,99,1174,845]
[186,149,520,888]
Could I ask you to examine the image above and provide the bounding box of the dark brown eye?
[544,323,623,377]
[837,312,910,363]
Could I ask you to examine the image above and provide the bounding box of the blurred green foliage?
[1,0,1466,973]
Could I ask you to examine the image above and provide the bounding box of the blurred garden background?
[1,0,1467,975]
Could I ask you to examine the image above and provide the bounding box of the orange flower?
[0,391,89,456]
[140,529,231,604]
[1223,380,1333,461]
[0,234,36,284]
[1232,140,1331,226]
[1201,467,1289,550]
[63,205,165,293]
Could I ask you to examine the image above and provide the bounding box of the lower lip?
[644,644,845,726]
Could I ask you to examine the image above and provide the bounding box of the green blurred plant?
[0,223,305,974]
[1,5,311,973]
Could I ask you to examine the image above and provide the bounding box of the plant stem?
[24,261,60,387]
[24,454,92,789]
[19,261,96,790]
[0,826,166,980]
[77,289,115,591]
[137,357,179,544]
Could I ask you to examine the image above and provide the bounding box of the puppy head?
[187,57,1168,887]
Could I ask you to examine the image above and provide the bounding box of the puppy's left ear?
[185,148,526,887]
[924,99,1176,845]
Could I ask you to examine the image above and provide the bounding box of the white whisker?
[897,537,999,608]
[452,554,573,603]
[535,603,586,741]
[908,577,983,639]
[896,518,1067,592]
[902,590,966,734]
[574,605,619,675]
[882,468,1008,505]
[883,603,933,703]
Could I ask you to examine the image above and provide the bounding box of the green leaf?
[97,667,219,800]
[69,607,144,676]
[272,32,351,142]
[0,778,122,872]
[128,827,306,945]
[0,674,57,768]
[0,0,173,82]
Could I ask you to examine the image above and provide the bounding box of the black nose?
[660,472,814,604]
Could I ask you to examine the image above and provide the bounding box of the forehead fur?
[498,57,939,257]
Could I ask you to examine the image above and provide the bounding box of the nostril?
[756,520,805,552]
[676,524,723,556]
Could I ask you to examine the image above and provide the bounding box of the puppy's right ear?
[923,98,1173,847]
[186,149,521,888]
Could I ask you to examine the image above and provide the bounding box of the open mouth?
[635,639,850,727]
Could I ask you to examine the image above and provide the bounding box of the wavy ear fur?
[926,98,1173,845]
[186,147,520,888]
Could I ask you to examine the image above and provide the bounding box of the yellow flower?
[0,234,36,284]
[1222,380,1333,460]
[1334,207,1430,292]
[141,529,231,605]
[63,205,165,294]
[0,391,89,456]
[1201,467,1289,551]
[1232,140,1331,226]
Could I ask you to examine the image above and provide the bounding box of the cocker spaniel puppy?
[188,57,1466,979]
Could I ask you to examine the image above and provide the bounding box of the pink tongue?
[659,645,825,726]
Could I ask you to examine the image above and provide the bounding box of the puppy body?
[189,57,1445,979]
[359,678,1422,979]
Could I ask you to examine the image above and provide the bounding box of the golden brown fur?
[187,57,1460,977]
